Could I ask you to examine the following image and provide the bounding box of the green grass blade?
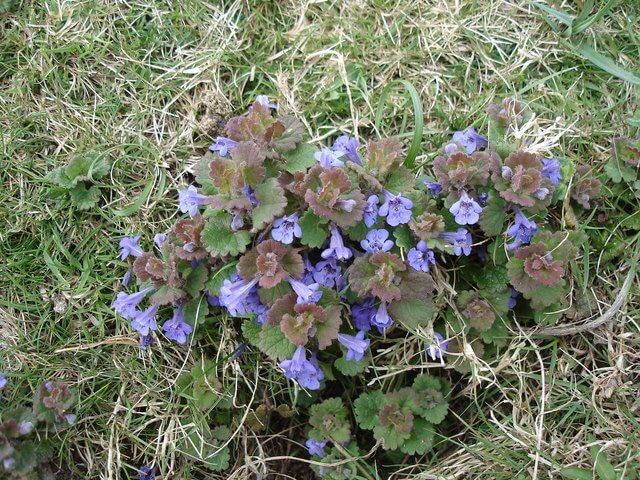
[573,0,616,34]
[571,40,640,86]
[375,80,423,169]
[530,1,574,28]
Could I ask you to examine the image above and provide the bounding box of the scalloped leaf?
[201,212,251,257]
[334,352,368,376]
[400,418,435,455]
[184,263,209,297]
[353,391,385,430]
[366,137,404,178]
[309,398,351,444]
[149,285,186,305]
[282,142,317,174]
[298,209,329,248]
[478,194,506,236]
[252,178,288,230]
[258,281,293,306]
[69,183,101,210]
[387,269,435,329]
[393,224,413,249]
[385,165,415,193]
[66,152,110,182]
[256,322,296,361]
[183,295,210,326]
[45,167,74,188]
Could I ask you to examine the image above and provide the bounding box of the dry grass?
[1,0,639,478]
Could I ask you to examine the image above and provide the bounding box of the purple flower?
[113,286,155,319]
[508,288,520,309]
[139,334,155,349]
[506,207,538,251]
[449,191,482,225]
[209,136,238,156]
[424,181,443,197]
[306,438,327,457]
[452,127,488,154]
[0,373,7,390]
[153,234,167,248]
[18,420,34,434]
[477,193,489,207]
[64,414,76,426]
[206,294,221,307]
[119,235,143,260]
[230,212,244,231]
[131,304,159,336]
[541,157,562,186]
[313,258,342,288]
[178,185,209,217]
[332,135,362,165]
[138,464,156,480]
[254,95,277,109]
[363,195,379,228]
[287,277,323,304]
[162,305,193,344]
[426,332,448,360]
[220,276,260,316]
[437,229,473,256]
[271,213,302,244]
[371,302,393,332]
[408,241,436,272]
[351,299,375,332]
[243,185,259,206]
[444,143,458,156]
[337,331,370,362]
[321,225,352,261]
[360,229,394,254]
[279,345,324,390]
[122,271,133,287]
[379,191,413,227]
[315,148,344,168]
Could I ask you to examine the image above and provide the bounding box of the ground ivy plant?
[113,96,599,474]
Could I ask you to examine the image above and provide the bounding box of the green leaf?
[343,219,368,242]
[256,322,296,361]
[252,177,287,230]
[385,166,415,193]
[258,281,293,306]
[472,264,509,293]
[69,183,101,210]
[572,40,640,86]
[179,422,230,472]
[354,391,385,430]
[149,285,186,305]
[242,319,261,344]
[45,167,73,188]
[559,468,594,480]
[401,418,435,455]
[201,212,251,257]
[194,152,218,195]
[590,445,616,480]
[393,224,414,249]
[479,194,506,236]
[282,142,317,173]
[183,295,210,326]
[309,398,351,444]
[387,269,435,329]
[184,263,209,297]
[66,152,110,183]
[604,158,636,184]
[531,1,574,28]
[204,264,237,296]
[334,353,368,376]
[298,210,329,248]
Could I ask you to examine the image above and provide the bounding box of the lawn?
[1,0,639,479]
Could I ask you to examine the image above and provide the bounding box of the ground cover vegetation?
[1,1,639,479]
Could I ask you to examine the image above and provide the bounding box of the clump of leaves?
[0,381,76,479]
[45,150,111,210]
[353,375,449,455]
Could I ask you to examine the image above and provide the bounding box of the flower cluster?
[111,96,598,471]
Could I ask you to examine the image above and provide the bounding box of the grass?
[1,0,639,478]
